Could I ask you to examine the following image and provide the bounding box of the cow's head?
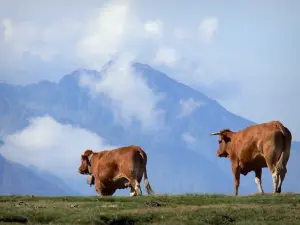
[78,149,94,175]
[210,129,232,158]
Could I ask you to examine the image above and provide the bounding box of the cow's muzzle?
[217,151,228,158]
[78,168,87,175]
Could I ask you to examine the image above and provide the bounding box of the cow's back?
[233,121,288,166]
[235,121,286,147]
[105,145,145,164]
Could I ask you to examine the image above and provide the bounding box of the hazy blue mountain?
[27,165,80,196]
[0,153,78,196]
[0,62,299,195]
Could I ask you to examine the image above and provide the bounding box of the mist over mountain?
[0,62,299,196]
[0,153,79,196]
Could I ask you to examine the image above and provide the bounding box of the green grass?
[0,193,299,224]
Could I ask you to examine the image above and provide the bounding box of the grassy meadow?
[0,193,299,224]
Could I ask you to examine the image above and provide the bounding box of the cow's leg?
[269,166,280,194]
[264,151,280,194]
[134,181,142,196]
[276,150,290,193]
[271,168,279,194]
[254,168,264,194]
[277,165,287,193]
[130,179,142,196]
[129,186,136,197]
[127,168,142,197]
[231,164,240,196]
[94,180,102,196]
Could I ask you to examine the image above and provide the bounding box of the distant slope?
[27,165,81,196]
[0,154,78,196]
[0,61,298,195]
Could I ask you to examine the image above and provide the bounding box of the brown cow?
[78,145,155,197]
[210,120,292,196]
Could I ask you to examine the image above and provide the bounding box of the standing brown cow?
[210,120,292,196]
[78,145,155,196]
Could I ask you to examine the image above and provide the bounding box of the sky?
[0,0,299,140]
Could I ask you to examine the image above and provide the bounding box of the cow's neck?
[87,154,94,175]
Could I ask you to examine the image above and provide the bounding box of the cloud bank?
[76,0,138,70]
[0,116,117,179]
[79,55,165,132]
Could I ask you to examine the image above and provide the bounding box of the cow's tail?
[137,147,155,195]
[275,123,292,173]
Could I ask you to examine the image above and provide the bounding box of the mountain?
[0,61,299,195]
[0,153,79,196]
[27,165,81,196]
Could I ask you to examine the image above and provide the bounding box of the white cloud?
[76,0,135,70]
[0,0,144,84]
[153,46,179,67]
[0,116,117,179]
[198,17,218,43]
[144,19,163,37]
[178,98,203,118]
[174,27,190,40]
[1,18,81,61]
[182,133,196,144]
[79,54,165,132]
[0,16,83,84]
[1,18,37,57]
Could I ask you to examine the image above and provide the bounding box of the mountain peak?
[58,68,99,88]
[60,62,213,104]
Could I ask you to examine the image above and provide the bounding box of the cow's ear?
[81,155,88,160]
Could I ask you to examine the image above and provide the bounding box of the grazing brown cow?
[78,145,155,197]
[210,120,292,196]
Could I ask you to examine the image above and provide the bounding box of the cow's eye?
[218,140,222,144]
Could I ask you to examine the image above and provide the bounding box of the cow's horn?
[210,131,221,136]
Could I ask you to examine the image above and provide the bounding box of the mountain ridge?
[0,62,299,195]
[0,153,79,196]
